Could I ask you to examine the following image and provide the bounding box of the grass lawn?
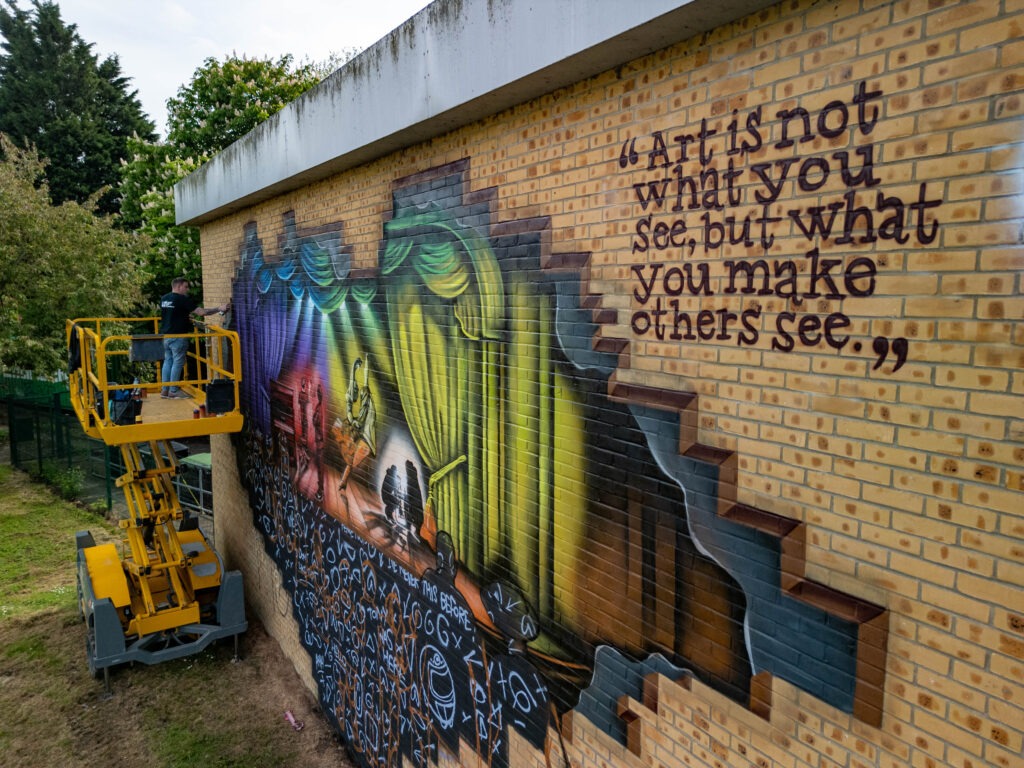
[0,461,351,768]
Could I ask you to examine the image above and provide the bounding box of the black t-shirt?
[159,292,198,334]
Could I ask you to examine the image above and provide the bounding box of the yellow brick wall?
[198,0,1024,765]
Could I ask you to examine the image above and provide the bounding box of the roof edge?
[175,0,773,225]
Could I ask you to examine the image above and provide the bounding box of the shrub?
[39,462,85,501]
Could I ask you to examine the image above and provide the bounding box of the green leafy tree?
[0,0,156,215]
[0,135,146,372]
[166,54,321,157]
[119,137,202,297]
[121,54,329,303]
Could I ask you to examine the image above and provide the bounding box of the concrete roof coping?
[175,0,772,225]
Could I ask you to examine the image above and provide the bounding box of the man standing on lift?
[160,277,227,399]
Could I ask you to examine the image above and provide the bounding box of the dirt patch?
[0,600,356,768]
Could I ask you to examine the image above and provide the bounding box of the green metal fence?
[4,386,118,510]
[2,375,213,527]
[0,372,70,406]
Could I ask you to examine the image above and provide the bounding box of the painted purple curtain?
[234,223,293,435]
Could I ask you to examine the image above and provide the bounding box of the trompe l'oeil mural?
[230,159,887,768]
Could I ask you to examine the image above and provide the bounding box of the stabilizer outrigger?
[66,317,247,688]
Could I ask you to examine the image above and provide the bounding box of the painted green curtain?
[504,277,587,629]
[381,211,503,570]
[381,210,588,637]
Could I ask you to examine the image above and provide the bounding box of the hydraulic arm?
[66,317,246,686]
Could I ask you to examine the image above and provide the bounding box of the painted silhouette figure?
[297,376,310,474]
[404,460,424,543]
[378,461,425,551]
[381,465,402,528]
[313,383,325,501]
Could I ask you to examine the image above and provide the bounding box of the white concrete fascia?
[175,0,774,225]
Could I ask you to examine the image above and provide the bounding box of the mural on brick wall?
[230,156,888,767]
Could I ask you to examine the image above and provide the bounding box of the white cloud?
[50,0,430,137]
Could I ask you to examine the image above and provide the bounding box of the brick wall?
[196,0,1024,766]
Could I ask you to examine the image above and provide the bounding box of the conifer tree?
[0,0,155,215]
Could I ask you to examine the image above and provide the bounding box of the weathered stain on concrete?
[175,0,776,226]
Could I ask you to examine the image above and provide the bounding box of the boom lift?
[66,317,247,687]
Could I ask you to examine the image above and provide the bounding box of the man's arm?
[193,303,229,317]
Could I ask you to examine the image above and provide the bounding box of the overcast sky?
[53,0,432,138]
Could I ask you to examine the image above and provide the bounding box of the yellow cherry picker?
[66,317,247,687]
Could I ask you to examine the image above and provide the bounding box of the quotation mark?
[854,337,909,372]
[619,138,638,168]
